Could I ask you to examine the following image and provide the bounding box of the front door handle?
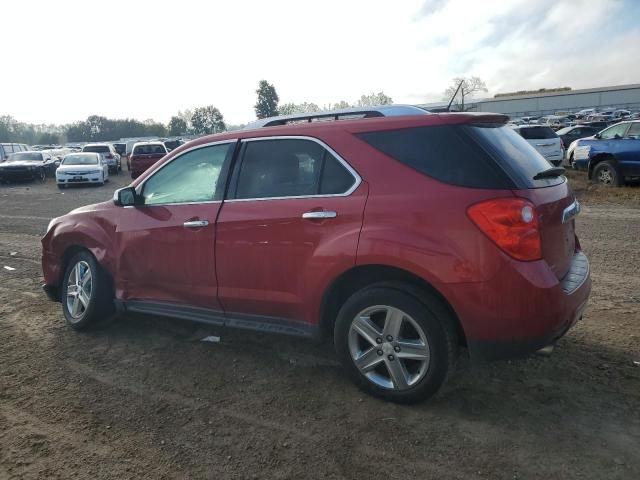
[183,220,209,228]
[302,211,337,219]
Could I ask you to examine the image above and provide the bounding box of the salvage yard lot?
[1,170,639,479]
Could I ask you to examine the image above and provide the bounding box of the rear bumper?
[449,251,591,361]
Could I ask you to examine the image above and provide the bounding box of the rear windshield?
[516,126,557,139]
[357,125,515,189]
[7,152,42,161]
[467,125,564,188]
[63,154,98,165]
[133,144,166,155]
[83,145,110,153]
[113,143,126,155]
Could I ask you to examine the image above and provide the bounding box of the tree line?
[6,77,494,144]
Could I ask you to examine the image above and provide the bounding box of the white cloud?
[1,0,637,125]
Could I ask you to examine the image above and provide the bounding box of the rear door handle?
[302,211,337,219]
[183,220,209,228]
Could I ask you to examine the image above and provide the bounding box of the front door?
[216,137,367,326]
[116,141,235,309]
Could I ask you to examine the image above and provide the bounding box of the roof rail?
[244,104,430,129]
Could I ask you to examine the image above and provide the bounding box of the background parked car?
[0,143,30,162]
[82,143,121,173]
[571,120,640,185]
[129,141,168,178]
[56,152,109,188]
[556,125,600,152]
[0,151,50,182]
[511,125,564,165]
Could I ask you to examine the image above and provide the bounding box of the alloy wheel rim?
[348,305,431,390]
[66,260,92,321]
[598,168,613,184]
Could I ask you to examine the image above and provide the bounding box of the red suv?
[42,107,591,403]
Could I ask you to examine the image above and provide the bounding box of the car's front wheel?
[61,251,114,330]
[37,168,46,183]
[334,286,457,403]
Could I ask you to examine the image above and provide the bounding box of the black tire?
[37,168,46,183]
[334,285,457,403]
[60,251,114,330]
[592,161,621,186]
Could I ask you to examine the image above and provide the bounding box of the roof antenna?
[447,79,464,112]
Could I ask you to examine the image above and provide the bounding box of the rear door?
[215,136,367,328]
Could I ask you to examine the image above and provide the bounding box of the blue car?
[572,121,640,186]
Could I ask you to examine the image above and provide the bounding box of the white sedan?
[56,152,109,188]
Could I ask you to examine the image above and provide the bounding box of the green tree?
[443,77,487,111]
[191,106,226,135]
[254,80,279,119]
[278,102,320,116]
[168,116,188,136]
[356,92,393,107]
[331,100,352,110]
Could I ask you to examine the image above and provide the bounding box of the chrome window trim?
[134,139,236,207]
[225,135,362,203]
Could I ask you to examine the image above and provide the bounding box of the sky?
[3,0,639,126]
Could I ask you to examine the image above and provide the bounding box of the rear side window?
[232,139,356,199]
[83,145,110,153]
[516,127,557,139]
[357,125,514,189]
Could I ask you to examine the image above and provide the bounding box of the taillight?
[467,198,542,261]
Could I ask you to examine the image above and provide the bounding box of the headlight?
[573,145,591,160]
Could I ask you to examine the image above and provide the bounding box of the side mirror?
[113,186,140,207]
[614,134,622,139]
[594,133,601,139]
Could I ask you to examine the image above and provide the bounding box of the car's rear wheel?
[592,161,621,186]
[37,168,46,183]
[61,251,114,330]
[334,286,457,403]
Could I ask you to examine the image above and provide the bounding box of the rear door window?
[231,139,357,199]
[357,125,514,189]
[626,123,640,138]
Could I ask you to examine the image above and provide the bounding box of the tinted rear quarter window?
[134,144,166,155]
[357,125,514,189]
[516,127,557,139]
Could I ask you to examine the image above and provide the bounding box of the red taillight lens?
[467,198,542,261]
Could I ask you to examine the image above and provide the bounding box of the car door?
[215,136,368,330]
[115,141,235,309]
[618,122,640,176]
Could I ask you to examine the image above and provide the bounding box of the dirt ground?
[0,168,638,480]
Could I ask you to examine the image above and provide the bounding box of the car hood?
[574,136,597,146]
[0,160,43,168]
[58,164,102,172]
[68,200,113,216]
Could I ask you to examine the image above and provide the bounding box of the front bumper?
[57,172,103,184]
[449,251,591,361]
[0,169,39,181]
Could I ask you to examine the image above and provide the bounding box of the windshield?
[555,127,573,135]
[7,152,42,161]
[83,145,110,153]
[63,154,99,165]
[516,126,558,139]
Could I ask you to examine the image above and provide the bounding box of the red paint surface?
[42,112,591,350]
